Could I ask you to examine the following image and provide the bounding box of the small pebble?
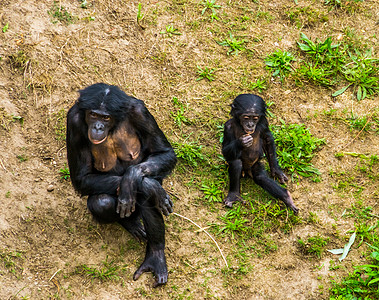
[47,185,54,192]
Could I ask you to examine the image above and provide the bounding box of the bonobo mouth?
[89,136,107,144]
[245,128,255,135]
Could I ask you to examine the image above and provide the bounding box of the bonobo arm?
[66,104,121,196]
[117,100,176,217]
[222,120,243,162]
[129,100,177,178]
[261,124,288,184]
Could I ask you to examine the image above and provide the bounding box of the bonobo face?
[85,109,114,144]
[239,113,260,134]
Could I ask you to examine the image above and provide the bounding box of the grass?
[59,165,70,180]
[217,32,247,56]
[52,108,66,141]
[196,66,216,81]
[330,243,379,299]
[298,235,330,258]
[271,121,325,181]
[160,24,181,37]
[0,249,24,277]
[171,97,190,128]
[264,50,296,82]
[48,1,77,25]
[75,256,127,282]
[172,140,205,168]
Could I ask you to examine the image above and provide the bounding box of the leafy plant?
[249,77,268,93]
[59,166,70,180]
[217,32,247,56]
[48,1,77,25]
[201,0,221,21]
[196,66,216,81]
[271,121,325,181]
[172,141,205,167]
[137,3,144,22]
[171,97,190,128]
[218,205,250,238]
[334,50,378,100]
[264,50,296,81]
[200,181,224,203]
[75,256,126,282]
[330,244,379,299]
[298,235,329,258]
[2,23,9,33]
[160,24,181,37]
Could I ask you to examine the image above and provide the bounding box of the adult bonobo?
[66,83,177,287]
[222,94,298,214]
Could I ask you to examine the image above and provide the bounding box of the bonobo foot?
[118,218,146,242]
[223,192,245,208]
[283,191,299,215]
[159,193,174,216]
[133,248,168,287]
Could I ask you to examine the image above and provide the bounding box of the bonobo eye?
[89,111,97,117]
[252,116,259,121]
[102,115,111,121]
[243,116,250,120]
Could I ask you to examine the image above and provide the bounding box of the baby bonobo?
[222,94,298,214]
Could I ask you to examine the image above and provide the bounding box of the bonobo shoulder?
[67,104,83,128]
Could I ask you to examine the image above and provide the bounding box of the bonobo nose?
[95,122,104,130]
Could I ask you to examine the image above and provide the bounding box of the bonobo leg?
[251,163,299,214]
[133,195,168,287]
[87,194,146,240]
[224,159,244,207]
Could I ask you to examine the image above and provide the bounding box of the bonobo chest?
[91,121,141,172]
[234,126,262,173]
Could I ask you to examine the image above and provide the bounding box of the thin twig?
[49,269,61,281]
[172,212,229,268]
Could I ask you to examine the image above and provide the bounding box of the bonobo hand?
[239,134,253,148]
[117,166,143,218]
[159,193,173,216]
[271,169,288,184]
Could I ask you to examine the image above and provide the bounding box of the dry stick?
[172,212,229,268]
[341,108,377,150]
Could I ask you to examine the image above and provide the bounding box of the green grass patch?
[271,121,325,181]
[298,235,330,258]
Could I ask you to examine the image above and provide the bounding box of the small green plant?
[249,77,268,93]
[298,235,329,258]
[2,23,9,33]
[80,0,88,9]
[264,50,296,82]
[217,32,247,56]
[59,166,70,180]
[172,141,205,167]
[196,66,216,81]
[137,3,144,23]
[334,50,378,101]
[16,154,28,162]
[348,114,372,132]
[271,121,325,181]
[48,1,77,25]
[75,256,126,282]
[0,249,24,277]
[218,205,250,238]
[171,97,190,128]
[160,24,181,37]
[201,0,221,21]
[9,51,30,72]
[200,182,224,203]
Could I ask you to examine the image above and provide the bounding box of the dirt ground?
[0,0,378,299]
